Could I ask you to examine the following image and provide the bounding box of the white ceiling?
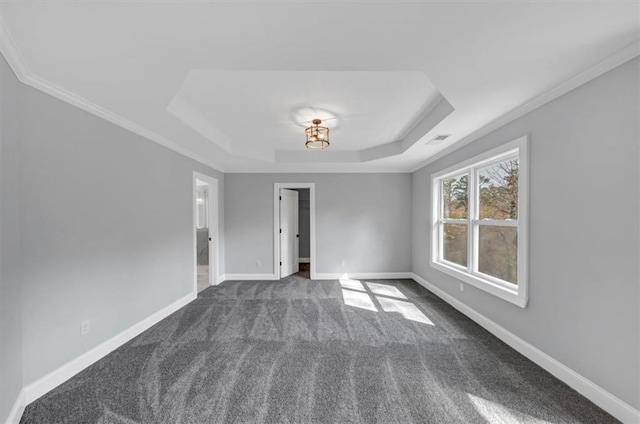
[0,1,638,172]
[168,70,444,162]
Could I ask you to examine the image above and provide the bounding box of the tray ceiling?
[0,1,637,172]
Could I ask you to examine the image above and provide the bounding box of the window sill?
[431,260,528,308]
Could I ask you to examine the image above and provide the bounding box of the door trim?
[279,188,299,278]
[273,183,316,280]
[193,172,220,295]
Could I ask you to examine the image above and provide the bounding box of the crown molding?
[2,13,637,175]
[0,18,29,80]
[24,73,227,172]
[0,19,226,173]
[410,39,640,173]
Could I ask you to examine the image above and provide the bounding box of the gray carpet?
[20,272,618,423]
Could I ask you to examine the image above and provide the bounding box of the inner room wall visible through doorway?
[293,188,310,263]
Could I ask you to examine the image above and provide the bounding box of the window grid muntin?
[435,152,520,287]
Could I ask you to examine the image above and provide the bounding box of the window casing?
[431,136,528,307]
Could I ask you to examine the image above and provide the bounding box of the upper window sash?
[436,152,519,222]
[435,150,518,182]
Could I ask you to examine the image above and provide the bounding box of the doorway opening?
[194,173,219,294]
[273,183,316,280]
[293,188,311,276]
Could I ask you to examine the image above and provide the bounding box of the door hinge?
[279,196,282,201]
[279,261,282,266]
[279,228,282,234]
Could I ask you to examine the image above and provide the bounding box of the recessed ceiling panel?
[168,70,442,160]
[2,1,637,171]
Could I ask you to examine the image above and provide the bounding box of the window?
[431,136,528,307]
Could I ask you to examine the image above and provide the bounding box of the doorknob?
[209,237,212,241]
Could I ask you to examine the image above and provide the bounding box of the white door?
[279,189,299,278]
[195,176,218,293]
[207,217,215,287]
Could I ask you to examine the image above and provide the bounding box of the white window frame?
[431,136,529,307]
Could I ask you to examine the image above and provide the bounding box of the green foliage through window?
[478,225,517,284]
[443,224,467,267]
[479,159,518,220]
[442,175,468,219]
[437,156,520,286]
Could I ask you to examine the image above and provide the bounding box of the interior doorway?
[274,183,316,280]
[194,173,219,294]
[279,188,299,278]
[293,188,311,277]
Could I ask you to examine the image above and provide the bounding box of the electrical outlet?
[459,283,464,292]
[256,259,262,268]
[80,320,90,336]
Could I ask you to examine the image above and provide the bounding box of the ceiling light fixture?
[305,119,330,150]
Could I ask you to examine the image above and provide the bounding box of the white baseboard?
[9,274,635,424]
[299,257,310,263]
[17,292,195,414]
[221,272,413,282]
[410,273,640,424]
[314,272,412,280]
[5,388,26,424]
[215,274,226,284]
[223,273,278,281]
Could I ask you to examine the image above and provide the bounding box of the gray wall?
[9,62,224,389]
[294,189,310,259]
[412,58,639,408]
[226,174,412,275]
[0,55,24,423]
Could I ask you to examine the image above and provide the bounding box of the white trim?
[2,15,636,176]
[273,183,317,280]
[216,274,226,285]
[431,262,525,307]
[411,40,640,173]
[222,272,412,281]
[474,219,518,227]
[223,273,278,281]
[27,75,224,173]
[299,257,310,263]
[7,275,636,424]
[20,293,195,407]
[4,389,27,424]
[431,136,525,181]
[314,272,413,280]
[0,19,29,82]
[410,273,640,424]
[193,172,221,294]
[431,136,528,308]
[0,19,225,174]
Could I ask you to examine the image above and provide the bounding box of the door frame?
[279,188,300,278]
[193,172,220,294]
[273,183,316,280]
